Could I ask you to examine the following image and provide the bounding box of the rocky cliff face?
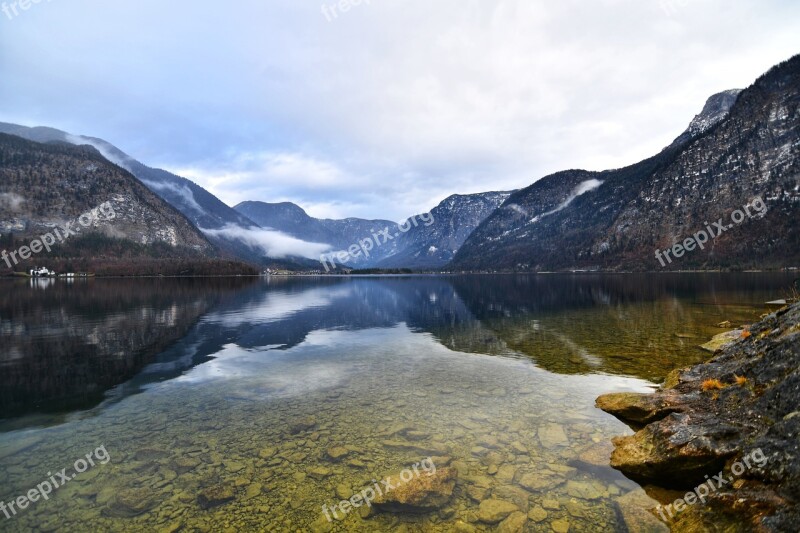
[452,56,800,271]
[0,134,254,275]
[671,89,743,147]
[377,191,513,269]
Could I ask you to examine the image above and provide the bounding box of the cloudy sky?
[1,0,799,221]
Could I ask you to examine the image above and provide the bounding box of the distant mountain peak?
[673,89,743,146]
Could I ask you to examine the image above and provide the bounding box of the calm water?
[0,274,795,532]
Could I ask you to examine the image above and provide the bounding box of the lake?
[0,273,796,532]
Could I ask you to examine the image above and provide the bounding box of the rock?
[244,483,262,500]
[497,511,528,533]
[258,447,277,459]
[477,499,519,524]
[538,423,569,448]
[529,505,548,522]
[373,466,457,512]
[551,518,570,533]
[566,480,603,500]
[565,501,587,518]
[614,490,669,533]
[542,499,560,510]
[310,514,333,533]
[381,439,449,456]
[518,471,565,492]
[405,431,431,441]
[577,442,614,467]
[289,416,317,434]
[700,330,743,353]
[454,521,477,533]
[595,392,683,425]
[172,456,201,474]
[225,461,245,473]
[600,303,800,528]
[466,485,489,502]
[157,522,183,533]
[106,487,159,517]
[335,484,351,500]
[476,435,500,449]
[326,446,350,461]
[307,466,332,480]
[134,448,170,462]
[609,412,736,485]
[197,484,235,510]
[495,464,518,483]
[492,485,530,513]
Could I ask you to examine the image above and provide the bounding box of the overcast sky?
[1,0,798,221]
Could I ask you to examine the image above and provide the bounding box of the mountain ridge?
[451,55,800,271]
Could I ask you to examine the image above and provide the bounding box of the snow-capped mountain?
[377,191,513,269]
[451,56,800,271]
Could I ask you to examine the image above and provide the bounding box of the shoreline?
[1,270,798,280]
[596,301,800,531]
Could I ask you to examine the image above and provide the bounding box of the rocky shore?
[597,302,800,531]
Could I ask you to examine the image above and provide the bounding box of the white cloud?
[201,224,331,259]
[1,0,799,220]
[64,134,132,171]
[141,179,205,215]
[532,179,605,222]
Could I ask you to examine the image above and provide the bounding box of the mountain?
[234,201,399,267]
[236,192,514,270]
[671,89,743,147]
[0,122,266,263]
[0,133,255,276]
[452,55,800,271]
[376,191,513,269]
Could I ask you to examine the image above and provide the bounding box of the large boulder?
[595,390,685,425]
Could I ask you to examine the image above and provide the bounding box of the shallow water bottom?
[1,326,653,532]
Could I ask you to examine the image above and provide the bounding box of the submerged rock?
[477,499,519,523]
[497,511,528,532]
[289,416,317,434]
[538,423,569,448]
[197,483,236,510]
[613,489,668,533]
[325,446,350,461]
[373,466,457,513]
[597,302,800,531]
[106,487,160,517]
